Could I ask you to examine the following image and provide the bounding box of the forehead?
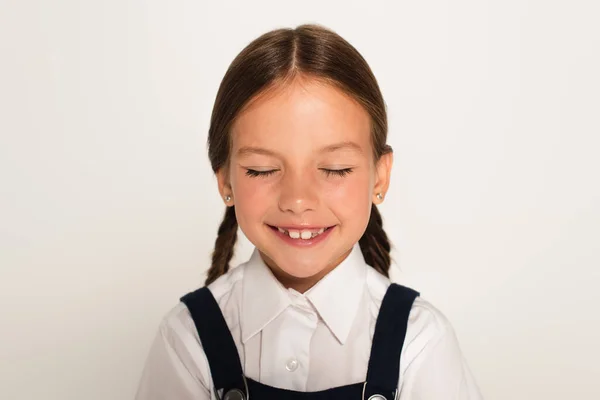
[230,77,371,155]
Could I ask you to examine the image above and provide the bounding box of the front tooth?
[300,230,312,240]
[288,230,300,239]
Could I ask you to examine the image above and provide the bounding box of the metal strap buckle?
[362,382,399,400]
[215,375,250,400]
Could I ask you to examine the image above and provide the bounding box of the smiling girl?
[136,24,482,400]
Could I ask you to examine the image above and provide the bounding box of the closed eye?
[321,168,353,177]
[245,168,354,178]
[245,169,278,177]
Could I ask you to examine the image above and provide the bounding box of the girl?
[136,24,483,400]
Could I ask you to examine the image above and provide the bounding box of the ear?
[216,167,234,206]
[372,151,393,204]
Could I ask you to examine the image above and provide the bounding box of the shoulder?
[151,263,249,385]
[206,259,247,305]
[403,296,456,364]
[365,270,481,394]
[162,260,247,332]
[364,268,457,370]
[160,260,248,342]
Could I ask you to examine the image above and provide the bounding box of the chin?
[279,264,324,279]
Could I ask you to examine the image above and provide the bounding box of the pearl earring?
[224,195,231,202]
[376,193,383,200]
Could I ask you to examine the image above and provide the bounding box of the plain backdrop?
[1,1,599,399]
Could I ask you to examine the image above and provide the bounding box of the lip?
[269,224,332,230]
[266,224,335,247]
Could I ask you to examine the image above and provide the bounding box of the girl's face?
[217,76,392,291]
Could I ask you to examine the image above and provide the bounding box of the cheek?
[233,173,262,201]
[323,172,373,216]
[231,171,272,223]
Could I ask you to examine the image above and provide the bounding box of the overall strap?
[364,283,420,399]
[180,287,246,397]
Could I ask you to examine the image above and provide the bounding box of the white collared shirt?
[135,244,483,399]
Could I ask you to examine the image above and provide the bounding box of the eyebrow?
[320,141,364,154]
[236,141,364,158]
[236,146,278,158]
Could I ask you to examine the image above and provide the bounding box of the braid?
[359,204,392,277]
[205,206,238,285]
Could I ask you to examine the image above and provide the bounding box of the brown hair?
[205,24,392,285]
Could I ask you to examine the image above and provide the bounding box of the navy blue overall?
[180,283,419,400]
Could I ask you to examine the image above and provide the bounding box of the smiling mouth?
[267,225,334,240]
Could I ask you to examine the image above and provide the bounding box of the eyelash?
[245,168,354,178]
[323,168,353,177]
[245,169,276,178]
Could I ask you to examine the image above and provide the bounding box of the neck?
[259,248,352,293]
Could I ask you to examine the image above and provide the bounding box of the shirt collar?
[305,243,367,344]
[241,249,291,343]
[241,243,367,345]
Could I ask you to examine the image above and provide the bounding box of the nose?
[278,169,318,215]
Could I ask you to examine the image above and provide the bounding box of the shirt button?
[285,358,299,372]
